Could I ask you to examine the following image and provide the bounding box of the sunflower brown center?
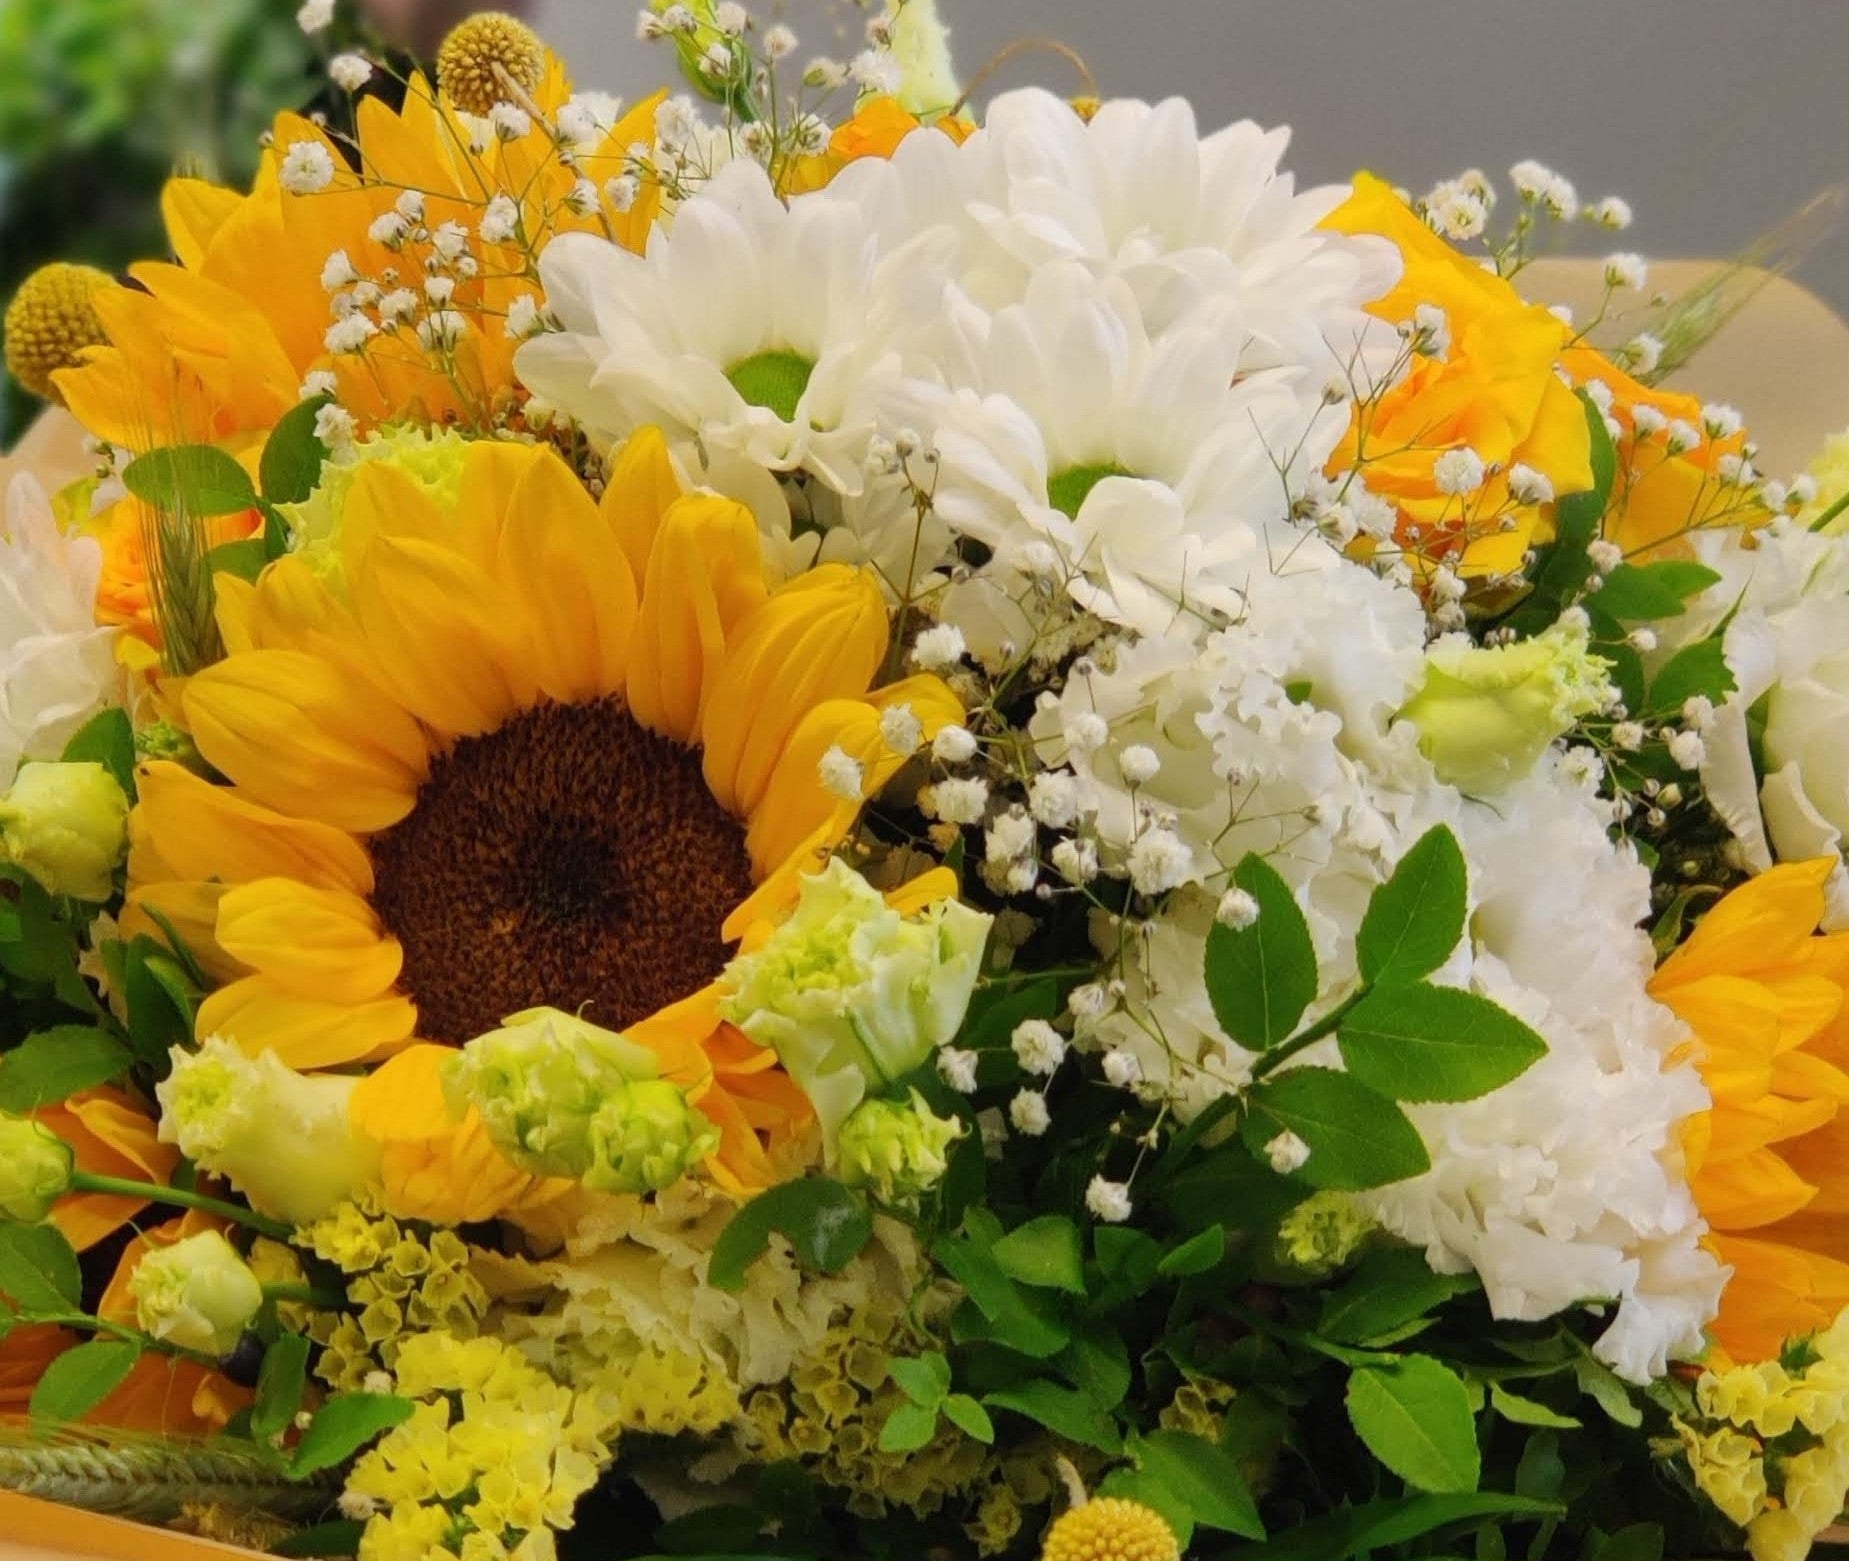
[368,698,755,1045]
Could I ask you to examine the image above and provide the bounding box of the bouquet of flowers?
[1,3,1847,1559]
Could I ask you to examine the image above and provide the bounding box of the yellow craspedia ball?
[436,10,546,117]
[1042,1498,1182,1561]
[3,262,113,402]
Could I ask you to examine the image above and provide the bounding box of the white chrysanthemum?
[1032,551,1718,1380]
[518,158,904,492]
[0,477,120,782]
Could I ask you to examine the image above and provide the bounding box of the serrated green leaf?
[1240,1068,1430,1190]
[1501,395,1614,637]
[1059,1321,1131,1412]
[1339,985,1548,1103]
[991,1215,1085,1294]
[1585,564,1690,622]
[888,1352,950,1407]
[983,1380,1121,1453]
[60,708,136,800]
[1097,1468,1195,1550]
[1487,1383,1580,1429]
[259,394,332,505]
[1222,1494,1564,1561]
[269,1522,369,1559]
[941,1393,994,1443]
[1646,637,1735,718]
[206,537,268,584]
[252,1333,312,1440]
[122,445,256,518]
[1158,1224,1226,1278]
[934,1225,1069,1358]
[877,1399,938,1453]
[29,1338,139,1423]
[0,1222,81,1313]
[0,1025,131,1112]
[1318,1247,1479,1345]
[1357,826,1468,987]
[291,1393,416,1477]
[708,1178,872,1292]
[1204,854,1318,1049]
[1573,1358,1643,1428]
[1134,1429,1266,1538]
[1346,1356,1481,1494]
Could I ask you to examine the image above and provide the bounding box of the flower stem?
[1248,989,1366,1083]
[261,1283,347,1310]
[68,1173,292,1241]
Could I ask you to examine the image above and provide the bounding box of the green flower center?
[1046,462,1134,520]
[726,350,816,423]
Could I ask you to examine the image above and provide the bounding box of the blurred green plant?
[0,0,332,443]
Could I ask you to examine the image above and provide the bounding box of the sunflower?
[54,57,663,450]
[1649,859,1849,1362]
[124,430,961,1194]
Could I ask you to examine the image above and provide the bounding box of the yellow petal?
[1658,860,1834,988]
[626,494,769,745]
[214,878,403,1004]
[701,565,889,817]
[196,976,417,1070]
[161,178,245,270]
[183,650,429,833]
[119,882,246,986]
[600,426,684,584]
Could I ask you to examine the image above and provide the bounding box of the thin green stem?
[69,1173,292,1242]
[261,1283,347,1310]
[25,1311,220,1371]
[1249,989,1367,1083]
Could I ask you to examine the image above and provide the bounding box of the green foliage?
[1355,824,1468,986]
[0,1220,82,1312]
[251,1334,313,1442]
[1346,1355,1483,1494]
[28,1338,140,1423]
[259,395,334,506]
[289,1394,416,1479]
[0,1024,132,1111]
[1205,854,1318,1048]
[708,1178,874,1292]
[1338,985,1549,1103]
[122,446,258,518]
[1240,1066,1431,1190]
[60,710,136,801]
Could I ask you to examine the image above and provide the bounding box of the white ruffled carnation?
[0,478,121,783]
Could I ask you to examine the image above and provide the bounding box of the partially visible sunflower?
[1650,859,1849,1363]
[55,57,663,450]
[125,430,961,1194]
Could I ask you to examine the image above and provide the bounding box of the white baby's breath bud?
[1100,1048,1142,1089]
[337,1492,381,1522]
[985,811,1037,866]
[1050,838,1098,886]
[329,53,374,92]
[1589,195,1634,229]
[1702,403,1744,441]
[1665,420,1701,455]
[1668,730,1706,771]
[394,189,425,222]
[636,8,668,39]
[1612,721,1646,751]
[280,141,335,195]
[1011,1020,1067,1078]
[879,703,923,757]
[1068,984,1108,1021]
[1631,403,1668,438]
[765,23,797,58]
[1581,378,1614,414]
[849,47,900,92]
[1433,447,1486,495]
[1506,463,1554,506]
[1587,539,1624,573]
[319,249,358,292]
[299,370,338,400]
[1216,887,1260,929]
[1118,745,1161,786]
[1412,301,1451,356]
[1065,711,1110,754]
[378,288,418,326]
[911,622,967,672]
[368,211,410,249]
[324,314,377,355]
[603,174,640,212]
[1681,695,1715,732]
[1626,628,1657,653]
[416,309,467,351]
[564,178,600,216]
[701,41,734,78]
[938,1047,979,1095]
[505,293,542,340]
[660,4,696,32]
[1085,1176,1133,1223]
[1759,479,1789,512]
[312,403,356,454]
[1603,252,1648,291]
[1009,1090,1051,1137]
[931,724,977,764]
[296,0,333,34]
[927,777,989,825]
[1624,332,1663,376]
[738,122,774,162]
[1028,771,1081,829]
[1128,828,1193,896]
[1789,474,1819,506]
[430,221,469,261]
[714,1,749,34]
[1264,1130,1311,1175]
[804,56,849,89]
[478,194,520,245]
[424,275,456,306]
[818,744,865,801]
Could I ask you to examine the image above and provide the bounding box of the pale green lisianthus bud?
[282,425,471,581]
[836,1089,963,1203]
[447,1006,665,1181]
[1399,620,1613,796]
[0,1114,74,1223]
[0,760,129,901]
[886,0,959,115]
[1273,1190,1375,1278]
[156,1038,381,1226]
[129,1230,263,1357]
[585,1078,719,1195]
[719,858,991,1153]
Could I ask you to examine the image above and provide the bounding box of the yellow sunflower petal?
[350,533,538,739]
[214,878,403,1004]
[626,494,770,745]
[600,425,684,584]
[161,178,245,271]
[701,565,890,818]
[119,882,245,986]
[183,649,429,832]
[1659,860,1835,988]
[196,976,417,1071]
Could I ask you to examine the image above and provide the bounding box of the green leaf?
[1059,1322,1131,1412]
[982,1380,1121,1453]
[1501,394,1615,637]
[1590,1525,1665,1561]
[0,1222,81,1312]
[1240,1068,1430,1190]
[887,1352,950,1407]
[259,394,332,505]
[1357,826,1468,987]
[252,1332,312,1440]
[1157,1224,1226,1278]
[1584,563,1691,622]
[877,1399,938,1454]
[1224,1494,1564,1561]
[291,1393,416,1477]
[1097,1468,1195,1550]
[1134,1429,1266,1538]
[205,537,269,584]
[1346,1356,1482,1494]
[934,1222,1069,1359]
[1339,985,1548,1103]
[991,1215,1085,1295]
[940,1393,994,1443]
[1646,637,1735,718]
[29,1338,139,1423]
[121,445,257,518]
[1488,1383,1580,1430]
[708,1179,873,1292]
[1573,1357,1643,1429]
[60,708,136,799]
[1204,854,1318,1049]
[0,1025,131,1112]
[269,1522,369,1559]
[1319,1247,1479,1345]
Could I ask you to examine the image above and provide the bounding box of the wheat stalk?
[0,1426,335,1524]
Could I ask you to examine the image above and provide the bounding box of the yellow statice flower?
[1677,1422,1769,1529]
[53,56,664,449]
[1796,427,1849,533]
[1323,173,1593,577]
[124,431,960,1194]
[1649,860,1849,1363]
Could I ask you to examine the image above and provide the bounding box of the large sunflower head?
[124,429,960,1193]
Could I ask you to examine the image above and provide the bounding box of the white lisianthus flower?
[129,1231,264,1357]
[0,477,120,783]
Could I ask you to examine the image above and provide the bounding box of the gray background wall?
[531,0,1849,318]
